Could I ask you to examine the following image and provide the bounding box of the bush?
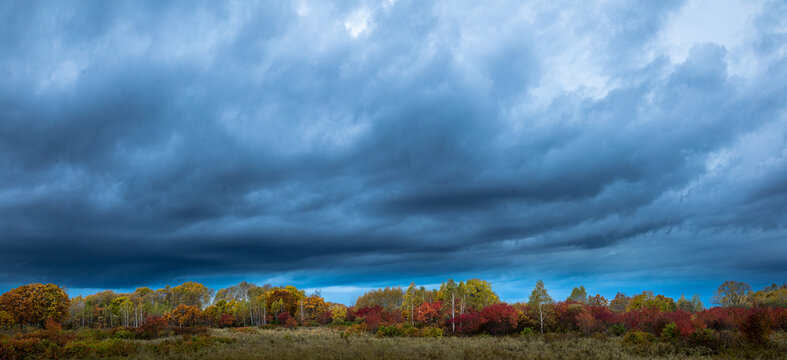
[479,303,519,335]
[137,316,168,339]
[739,309,772,345]
[111,328,135,339]
[688,328,722,352]
[418,326,443,338]
[520,327,533,336]
[660,322,679,342]
[152,335,234,355]
[376,325,406,337]
[623,330,655,346]
[453,311,482,335]
[611,323,626,336]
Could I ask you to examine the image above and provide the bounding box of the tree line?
[0,279,785,343]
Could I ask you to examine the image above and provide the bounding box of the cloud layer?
[1,0,786,302]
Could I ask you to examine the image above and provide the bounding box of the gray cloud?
[0,0,785,300]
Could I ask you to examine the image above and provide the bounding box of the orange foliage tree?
[0,283,69,327]
[166,304,201,327]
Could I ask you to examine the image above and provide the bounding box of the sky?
[1,0,786,306]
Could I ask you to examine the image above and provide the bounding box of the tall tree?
[402,283,419,326]
[567,286,588,303]
[464,279,499,310]
[677,294,704,313]
[528,280,554,333]
[170,282,214,309]
[438,279,461,333]
[609,292,630,313]
[354,286,404,312]
[711,280,752,308]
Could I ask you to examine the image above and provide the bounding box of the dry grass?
[121,327,787,360]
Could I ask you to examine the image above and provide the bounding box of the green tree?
[528,280,554,333]
[402,283,419,326]
[354,286,403,311]
[464,279,499,310]
[676,294,704,313]
[567,286,588,304]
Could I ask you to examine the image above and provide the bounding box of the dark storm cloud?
[1,0,786,299]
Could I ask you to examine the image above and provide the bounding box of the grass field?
[117,327,787,360]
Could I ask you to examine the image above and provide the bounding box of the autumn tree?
[748,283,787,308]
[0,310,14,328]
[609,292,630,313]
[170,281,214,309]
[0,283,70,327]
[711,280,752,308]
[415,301,442,325]
[298,295,326,322]
[528,280,553,333]
[588,294,608,307]
[264,288,300,316]
[166,304,201,327]
[330,304,347,324]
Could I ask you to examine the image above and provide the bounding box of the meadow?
[3,326,787,360]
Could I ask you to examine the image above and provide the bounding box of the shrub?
[453,311,482,335]
[688,328,722,352]
[611,323,627,336]
[479,303,519,335]
[520,327,533,336]
[738,309,771,345]
[63,340,93,358]
[136,316,168,339]
[277,312,293,325]
[376,325,405,337]
[660,322,679,342]
[418,326,443,338]
[90,338,137,357]
[364,312,382,333]
[152,335,235,355]
[623,330,655,346]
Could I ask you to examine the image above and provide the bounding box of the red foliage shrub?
[552,302,584,332]
[277,312,292,325]
[136,316,168,339]
[364,312,382,333]
[317,310,333,325]
[479,303,519,335]
[452,311,482,335]
[382,309,402,324]
[622,308,671,335]
[694,308,737,331]
[739,309,772,345]
[218,314,235,328]
[345,308,357,323]
[576,310,598,335]
[355,306,382,318]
